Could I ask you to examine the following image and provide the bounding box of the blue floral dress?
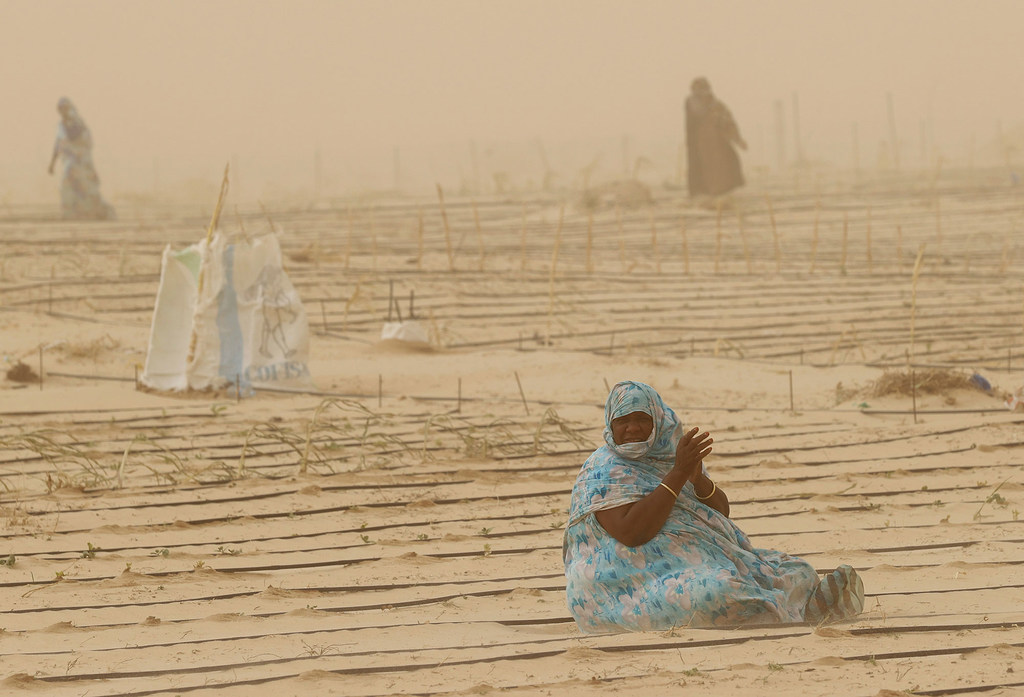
[563,381,836,633]
[52,98,114,220]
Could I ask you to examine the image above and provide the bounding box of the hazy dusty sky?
[3,0,1023,201]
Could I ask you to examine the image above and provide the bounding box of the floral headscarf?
[568,381,692,527]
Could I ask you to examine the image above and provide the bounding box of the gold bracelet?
[695,479,717,501]
[658,482,679,499]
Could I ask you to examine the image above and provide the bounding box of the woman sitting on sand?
[563,380,864,632]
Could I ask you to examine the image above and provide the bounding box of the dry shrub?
[5,361,38,383]
[869,368,974,397]
[59,335,121,360]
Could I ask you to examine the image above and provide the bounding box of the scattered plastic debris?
[970,372,992,393]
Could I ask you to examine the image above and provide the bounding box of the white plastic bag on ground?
[141,232,313,393]
[380,320,429,344]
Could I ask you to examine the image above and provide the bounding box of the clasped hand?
[674,427,712,482]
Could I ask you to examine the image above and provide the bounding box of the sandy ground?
[2,170,1024,696]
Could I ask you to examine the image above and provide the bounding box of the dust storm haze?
[2,0,1023,207]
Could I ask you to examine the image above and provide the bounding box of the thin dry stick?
[188,163,230,363]
[514,371,530,416]
[680,213,690,274]
[234,205,250,245]
[974,475,1014,520]
[736,209,751,274]
[370,207,378,272]
[520,204,527,273]
[896,224,904,271]
[585,211,594,274]
[840,211,849,274]
[788,370,794,413]
[472,200,485,271]
[766,197,781,273]
[117,437,134,489]
[828,328,848,366]
[436,183,455,271]
[909,243,927,363]
[849,326,867,362]
[546,205,565,343]
[416,208,424,270]
[912,368,918,424]
[617,206,626,273]
[345,205,353,269]
[714,201,723,273]
[866,207,873,273]
[649,210,660,274]
[809,201,820,273]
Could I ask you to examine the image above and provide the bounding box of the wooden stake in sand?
[520,204,527,273]
[416,208,424,270]
[840,211,849,274]
[714,200,723,273]
[865,207,873,273]
[320,300,328,334]
[886,92,901,169]
[187,163,230,365]
[766,197,781,273]
[909,244,927,362]
[680,213,690,275]
[911,368,918,424]
[546,205,565,344]
[586,211,594,274]
[457,377,462,413]
[436,184,455,271]
[370,207,379,273]
[737,209,751,274]
[789,370,794,413]
[378,374,383,408]
[472,200,485,271]
[345,205,353,270]
[514,371,530,416]
[649,210,661,274]
[617,207,626,273]
[896,224,904,271]
[809,201,820,274]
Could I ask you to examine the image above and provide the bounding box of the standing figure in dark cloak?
[685,78,747,197]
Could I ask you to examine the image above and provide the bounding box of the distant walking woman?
[47,97,114,220]
[685,77,747,198]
